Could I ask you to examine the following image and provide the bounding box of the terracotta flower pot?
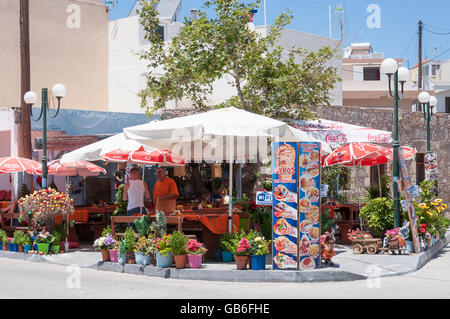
[235,255,248,270]
[127,251,136,264]
[100,249,110,262]
[2,244,8,251]
[174,254,187,269]
[18,245,24,253]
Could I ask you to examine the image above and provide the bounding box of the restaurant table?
[68,205,117,242]
[322,203,365,245]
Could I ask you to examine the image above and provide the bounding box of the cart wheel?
[366,245,377,255]
[352,244,363,254]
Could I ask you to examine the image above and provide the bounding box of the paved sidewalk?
[1,231,448,283]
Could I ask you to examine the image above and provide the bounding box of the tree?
[138,0,340,120]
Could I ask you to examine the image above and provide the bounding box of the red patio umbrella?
[102,145,185,166]
[0,156,41,174]
[35,160,107,176]
[322,143,416,213]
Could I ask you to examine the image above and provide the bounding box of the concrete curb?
[416,231,450,270]
[95,262,366,282]
[1,231,448,283]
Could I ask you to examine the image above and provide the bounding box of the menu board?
[397,147,421,254]
[298,142,321,270]
[272,142,299,270]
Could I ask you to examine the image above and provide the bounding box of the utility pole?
[20,0,32,159]
[418,20,423,91]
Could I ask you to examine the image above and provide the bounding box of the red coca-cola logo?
[275,167,295,175]
[367,133,388,142]
[325,133,348,144]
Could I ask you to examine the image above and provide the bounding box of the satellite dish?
[343,46,352,59]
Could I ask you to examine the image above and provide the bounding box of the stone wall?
[315,105,450,204]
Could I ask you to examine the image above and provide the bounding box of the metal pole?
[42,88,48,189]
[264,0,267,26]
[228,137,234,233]
[329,5,332,39]
[426,102,431,154]
[392,71,400,228]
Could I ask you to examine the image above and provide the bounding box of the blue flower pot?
[118,255,127,263]
[13,244,19,252]
[24,245,33,254]
[141,254,150,266]
[0,242,2,250]
[8,243,14,252]
[135,251,143,265]
[251,255,266,270]
[221,251,233,262]
[156,251,173,268]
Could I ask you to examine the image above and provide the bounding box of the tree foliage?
[137,0,340,120]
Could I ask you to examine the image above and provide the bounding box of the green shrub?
[123,227,137,252]
[169,230,188,255]
[359,197,394,237]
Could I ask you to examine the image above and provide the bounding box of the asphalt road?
[0,245,449,299]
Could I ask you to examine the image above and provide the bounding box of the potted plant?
[51,231,63,254]
[385,228,400,247]
[22,235,33,254]
[109,242,119,262]
[13,231,25,253]
[170,230,188,269]
[1,234,8,251]
[34,231,53,254]
[234,237,250,270]
[154,234,173,268]
[219,232,235,262]
[93,236,109,261]
[249,236,270,270]
[7,237,14,252]
[0,230,6,250]
[124,227,137,264]
[186,239,208,268]
[134,236,153,266]
[118,239,128,263]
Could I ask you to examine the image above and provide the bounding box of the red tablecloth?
[183,214,240,235]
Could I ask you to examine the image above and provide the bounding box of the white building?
[108,0,343,114]
[411,59,450,113]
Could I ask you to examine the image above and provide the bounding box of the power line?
[423,26,450,35]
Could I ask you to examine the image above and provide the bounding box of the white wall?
[109,20,343,112]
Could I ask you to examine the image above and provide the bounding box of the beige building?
[342,43,419,108]
[0,0,109,111]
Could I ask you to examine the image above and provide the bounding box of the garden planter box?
[37,243,50,254]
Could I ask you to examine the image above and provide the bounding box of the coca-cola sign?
[367,133,389,143]
[325,133,348,144]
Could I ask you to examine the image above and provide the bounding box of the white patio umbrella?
[290,119,393,150]
[122,107,322,232]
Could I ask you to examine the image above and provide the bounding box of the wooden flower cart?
[352,237,383,255]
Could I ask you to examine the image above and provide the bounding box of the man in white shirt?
[123,167,150,216]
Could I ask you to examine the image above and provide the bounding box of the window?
[416,153,425,185]
[363,67,380,81]
[446,97,450,113]
[432,64,440,76]
[156,25,165,41]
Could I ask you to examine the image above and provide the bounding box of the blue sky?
[109,0,450,68]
